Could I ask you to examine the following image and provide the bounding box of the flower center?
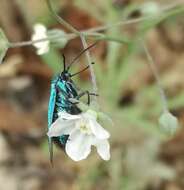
[77,120,92,135]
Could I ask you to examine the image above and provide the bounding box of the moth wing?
[48,78,58,164]
[48,82,57,128]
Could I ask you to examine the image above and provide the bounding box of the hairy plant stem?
[8,32,104,48]
[46,0,79,35]
[8,36,69,48]
[142,42,169,113]
[80,34,98,96]
[8,31,130,49]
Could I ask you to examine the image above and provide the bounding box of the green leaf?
[0,28,9,64]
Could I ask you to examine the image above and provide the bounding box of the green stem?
[7,31,129,49]
[142,41,169,113]
[85,1,184,33]
[96,35,130,44]
[80,34,98,95]
[8,35,72,48]
[46,0,79,35]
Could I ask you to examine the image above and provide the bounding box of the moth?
[48,43,97,163]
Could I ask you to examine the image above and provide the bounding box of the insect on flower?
[48,42,98,163]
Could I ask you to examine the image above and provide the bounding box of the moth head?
[60,71,72,81]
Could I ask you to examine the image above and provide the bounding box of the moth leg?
[77,91,99,105]
[89,92,99,96]
[77,91,90,105]
[67,82,98,97]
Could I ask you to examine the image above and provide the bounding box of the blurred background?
[0,0,184,190]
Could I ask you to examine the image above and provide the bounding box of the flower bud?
[0,28,9,64]
[159,111,179,135]
[141,1,160,16]
[47,29,68,48]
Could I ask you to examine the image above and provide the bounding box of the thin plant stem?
[161,0,184,11]
[8,36,67,48]
[87,16,155,33]
[85,0,183,33]
[46,0,79,35]
[80,34,98,95]
[142,41,169,113]
[7,32,128,49]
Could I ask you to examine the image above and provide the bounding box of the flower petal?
[34,24,47,33]
[85,110,97,120]
[58,112,81,120]
[89,119,110,139]
[47,118,74,137]
[31,24,49,55]
[66,129,92,161]
[93,139,110,161]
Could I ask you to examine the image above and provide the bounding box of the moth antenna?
[62,54,66,72]
[71,62,95,77]
[67,41,98,71]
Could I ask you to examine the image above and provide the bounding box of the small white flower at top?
[47,110,111,161]
[31,23,49,55]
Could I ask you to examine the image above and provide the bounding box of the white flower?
[31,23,49,55]
[47,110,111,161]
